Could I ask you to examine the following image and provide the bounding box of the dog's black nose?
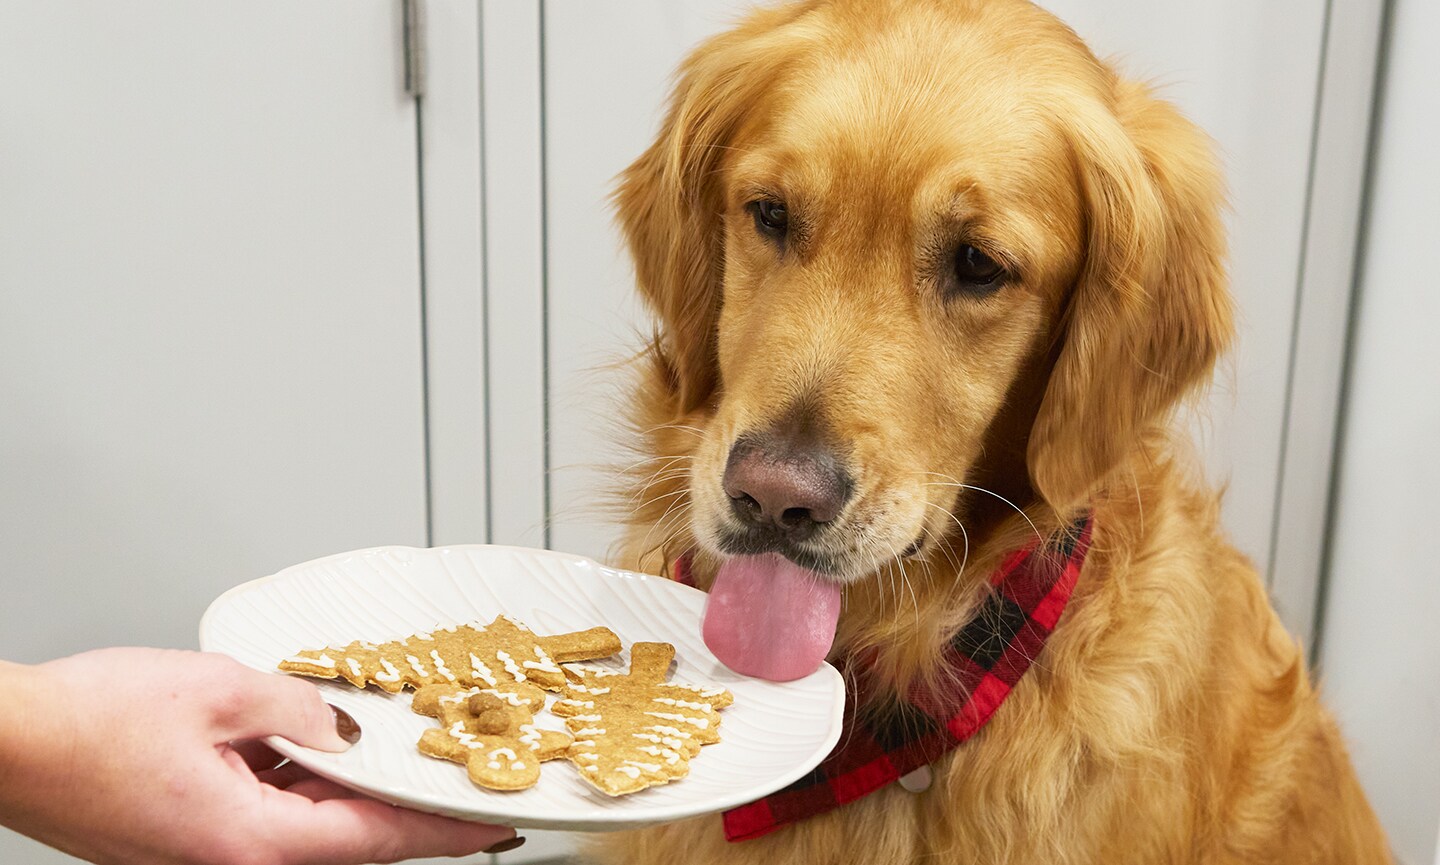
[723,439,852,542]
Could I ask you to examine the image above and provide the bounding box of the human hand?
[0,648,519,865]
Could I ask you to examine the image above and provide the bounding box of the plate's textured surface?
[199,545,845,831]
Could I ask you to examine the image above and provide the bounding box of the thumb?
[207,658,354,753]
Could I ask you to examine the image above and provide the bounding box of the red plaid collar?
[673,512,1094,842]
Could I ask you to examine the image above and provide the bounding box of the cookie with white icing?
[277,615,622,694]
[551,642,733,796]
[412,682,573,791]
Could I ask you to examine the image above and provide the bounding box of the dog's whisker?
[633,497,694,572]
[619,452,694,474]
[916,511,965,576]
[631,488,692,516]
[630,462,694,506]
[635,483,690,503]
[636,494,694,559]
[920,473,1043,548]
[629,467,694,500]
[922,500,972,585]
[895,551,921,635]
[637,422,707,438]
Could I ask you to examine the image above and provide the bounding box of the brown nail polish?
[330,704,361,744]
[483,836,526,854]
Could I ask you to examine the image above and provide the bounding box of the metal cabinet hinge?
[403,0,425,98]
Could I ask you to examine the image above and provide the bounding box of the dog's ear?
[613,11,800,413]
[1028,80,1234,512]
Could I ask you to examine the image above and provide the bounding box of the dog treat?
[412,682,573,791]
[551,642,733,796]
[278,614,622,693]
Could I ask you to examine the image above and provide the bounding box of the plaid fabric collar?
[672,512,1094,842]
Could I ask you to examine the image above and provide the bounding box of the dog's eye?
[951,244,1006,296]
[750,199,789,238]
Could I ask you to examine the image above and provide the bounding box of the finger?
[285,778,365,803]
[259,786,513,865]
[207,660,352,753]
[220,744,257,780]
[256,761,313,790]
[230,740,286,772]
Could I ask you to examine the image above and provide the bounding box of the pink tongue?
[701,554,842,682]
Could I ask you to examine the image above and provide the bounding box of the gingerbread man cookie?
[551,642,733,796]
[412,682,573,791]
[278,614,621,693]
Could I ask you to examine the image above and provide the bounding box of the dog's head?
[616,0,1231,677]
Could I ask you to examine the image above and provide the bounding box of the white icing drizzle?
[584,764,598,772]
[625,759,662,772]
[437,687,480,705]
[616,765,642,778]
[489,747,518,761]
[575,752,599,761]
[470,654,497,686]
[647,724,692,740]
[569,713,602,722]
[406,655,429,678]
[345,658,362,678]
[449,721,482,749]
[667,684,727,698]
[375,658,401,683]
[487,761,501,770]
[573,739,596,747]
[645,712,709,728]
[414,631,434,641]
[570,684,611,696]
[518,724,541,748]
[568,664,618,677]
[495,650,526,682]
[523,644,560,674]
[574,727,605,736]
[652,697,711,711]
[500,614,532,632]
[557,698,594,709]
[429,650,456,682]
[637,745,681,764]
[283,652,336,668]
[513,761,526,770]
[480,688,527,707]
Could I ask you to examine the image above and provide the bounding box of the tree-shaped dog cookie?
[278,614,621,693]
[412,682,573,791]
[551,642,733,795]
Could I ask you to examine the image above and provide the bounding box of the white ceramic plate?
[199,545,846,831]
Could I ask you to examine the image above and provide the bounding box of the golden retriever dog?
[598,0,1391,862]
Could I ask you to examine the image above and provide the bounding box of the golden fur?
[597,0,1391,861]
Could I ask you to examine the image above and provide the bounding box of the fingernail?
[483,835,526,854]
[330,704,361,744]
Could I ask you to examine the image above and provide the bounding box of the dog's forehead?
[734,19,1085,213]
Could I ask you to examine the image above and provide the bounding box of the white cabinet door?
[0,2,424,856]
[1317,0,1440,859]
